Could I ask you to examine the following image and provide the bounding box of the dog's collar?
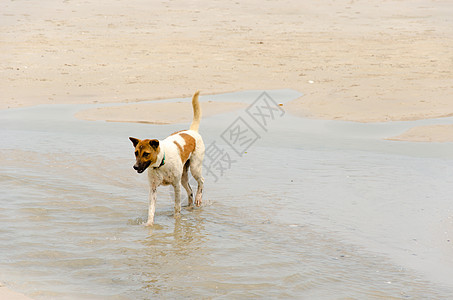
[154,152,165,169]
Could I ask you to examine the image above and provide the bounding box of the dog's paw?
[144,221,154,227]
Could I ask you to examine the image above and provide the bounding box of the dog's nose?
[133,165,138,170]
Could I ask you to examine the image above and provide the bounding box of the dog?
[129,91,205,226]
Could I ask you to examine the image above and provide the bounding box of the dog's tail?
[189,91,201,132]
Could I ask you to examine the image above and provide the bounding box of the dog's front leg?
[173,182,181,216]
[146,186,157,226]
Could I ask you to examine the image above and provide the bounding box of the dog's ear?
[129,137,140,147]
[149,139,159,150]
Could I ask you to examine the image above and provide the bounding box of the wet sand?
[0,284,33,300]
[76,100,247,124]
[1,91,453,299]
[1,0,453,142]
[388,124,453,142]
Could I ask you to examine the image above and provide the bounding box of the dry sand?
[0,284,33,300]
[1,0,453,142]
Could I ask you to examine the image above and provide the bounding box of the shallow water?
[1,90,453,299]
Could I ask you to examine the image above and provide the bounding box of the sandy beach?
[1,0,453,141]
[0,284,33,300]
[1,0,453,297]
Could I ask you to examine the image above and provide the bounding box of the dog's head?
[129,137,160,173]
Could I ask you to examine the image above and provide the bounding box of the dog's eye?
[143,152,150,157]
[134,151,138,156]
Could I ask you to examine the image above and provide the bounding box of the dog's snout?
[133,164,138,170]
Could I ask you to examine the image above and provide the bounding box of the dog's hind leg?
[181,160,194,207]
[190,159,204,207]
[189,141,205,207]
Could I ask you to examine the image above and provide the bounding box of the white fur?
[145,130,204,225]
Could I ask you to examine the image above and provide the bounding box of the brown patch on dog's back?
[171,130,186,136]
[173,133,196,163]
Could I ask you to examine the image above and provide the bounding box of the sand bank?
[1,0,452,138]
[388,124,453,142]
[76,101,247,124]
[0,284,33,300]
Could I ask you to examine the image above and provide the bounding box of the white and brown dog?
[129,91,205,226]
